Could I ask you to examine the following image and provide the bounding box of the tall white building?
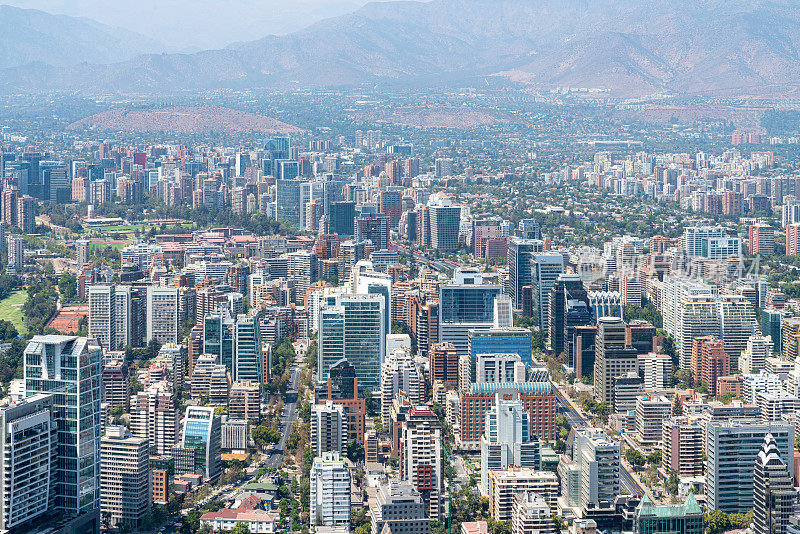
[76,238,91,267]
[480,390,542,494]
[682,226,726,257]
[740,334,774,375]
[380,349,424,424]
[573,428,620,510]
[512,492,555,534]
[311,402,347,457]
[147,286,179,345]
[131,381,179,456]
[6,234,23,273]
[310,451,351,528]
[100,426,151,530]
[0,394,57,532]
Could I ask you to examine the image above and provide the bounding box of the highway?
[551,383,648,497]
[396,243,453,272]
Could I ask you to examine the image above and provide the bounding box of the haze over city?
[1,1,800,534]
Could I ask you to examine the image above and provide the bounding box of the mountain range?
[0,4,163,69]
[2,0,800,97]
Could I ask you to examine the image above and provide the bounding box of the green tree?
[58,274,77,300]
[647,450,662,466]
[231,522,251,534]
[347,441,364,463]
[705,510,731,534]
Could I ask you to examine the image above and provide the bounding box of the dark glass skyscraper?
[753,434,796,534]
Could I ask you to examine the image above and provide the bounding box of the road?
[551,383,648,498]
[265,365,302,468]
[396,244,452,272]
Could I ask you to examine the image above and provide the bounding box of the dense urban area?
[3,84,800,534]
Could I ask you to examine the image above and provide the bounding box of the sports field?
[0,290,27,334]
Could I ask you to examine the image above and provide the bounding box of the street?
[551,383,648,498]
[266,364,302,468]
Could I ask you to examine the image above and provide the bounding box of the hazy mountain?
[0,4,164,69]
[3,0,800,96]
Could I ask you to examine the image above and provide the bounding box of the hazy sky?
[3,0,398,50]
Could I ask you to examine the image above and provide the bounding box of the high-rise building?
[439,271,501,355]
[318,294,385,391]
[100,426,151,530]
[475,353,527,384]
[429,342,459,385]
[749,224,775,255]
[548,274,589,359]
[593,317,638,404]
[682,226,727,256]
[146,286,179,345]
[379,190,403,229]
[531,254,565,330]
[706,420,793,513]
[6,234,23,273]
[77,238,91,267]
[88,284,146,351]
[380,349,424,424]
[101,358,129,410]
[275,179,302,227]
[0,394,58,532]
[311,401,347,456]
[16,194,35,234]
[228,380,261,422]
[318,359,366,442]
[507,238,544,310]
[762,308,783,354]
[512,492,555,534]
[480,390,542,494]
[753,434,796,534]
[131,381,179,456]
[468,328,533,380]
[24,336,102,518]
[356,214,391,251]
[234,315,262,382]
[400,406,445,520]
[369,481,429,534]
[177,406,221,482]
[488,468,559,520]
[573,428,620,510]
[310,451,351,528]
[662,417,704,478]
[430,204,461,252]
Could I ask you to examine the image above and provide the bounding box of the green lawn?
[0,290,27,334]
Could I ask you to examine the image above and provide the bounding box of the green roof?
[637,494,702,518]
[243,482,279,492]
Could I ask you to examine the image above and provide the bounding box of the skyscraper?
[531,253,565,331]
[0,394,58,532]
[400,407,445,520]
[753,434,796,534]
[100,426,151,530]
[131,381,179,456]
[234,314,262,382]
[24,336,102,518]
[573,428,620,510]
[318,294,385,391]
[6,234,23,273]
[310,451,351,527]
[593,317,638,404]
[439,270,501,355]
[430,204,461,252]
[147,286,179,345]
[507,238,544,309]
[548,274,590,359]
[177,406,221,482]
[275,179,303,226]
[706,420,793,513]
[480,390,542,494]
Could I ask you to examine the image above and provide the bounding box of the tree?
[231,522,251,534]
[58,274,77,300]
[625,449,646,467]
[647,450,662,466]
[704,509,731,534]
[347,441,364,463]
[665,469,678,495]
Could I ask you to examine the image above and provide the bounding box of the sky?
[2,0,398,50]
